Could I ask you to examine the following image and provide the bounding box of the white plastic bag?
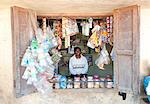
[95,45,110,69]
[22,66,38,85]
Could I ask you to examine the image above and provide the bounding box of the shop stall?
[12,6,139,100]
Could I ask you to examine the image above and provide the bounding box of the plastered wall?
[140,5,150,83]
[0,6,14,104]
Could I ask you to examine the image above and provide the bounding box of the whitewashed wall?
[140,5,150,81]
[0,4,149,104]
[0,6,14,104]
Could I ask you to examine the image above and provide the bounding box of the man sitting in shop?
[69,47,88,77]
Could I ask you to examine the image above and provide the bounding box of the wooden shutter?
[11,6,37,97]
[113,5,140,95]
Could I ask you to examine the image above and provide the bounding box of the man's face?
[75,48,81,58]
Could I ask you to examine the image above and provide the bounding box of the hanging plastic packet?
[22,67,31,80]
[35,63,45,73]
[22,66,38,85]
[21,47,31,67]
[31,38,38,50]
[36,27,43,43]
[51,49,62,64]
[37,48,48,67]
[45,53,54,65]
[33,76,53,94]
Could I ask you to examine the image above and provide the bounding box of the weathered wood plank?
[113,5,140,95]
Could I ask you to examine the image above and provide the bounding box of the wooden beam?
[37,13,113,19]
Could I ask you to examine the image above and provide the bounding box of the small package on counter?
[59,76,67,89]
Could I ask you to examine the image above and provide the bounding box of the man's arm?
[82,57,88,74]
[69,58,76,75]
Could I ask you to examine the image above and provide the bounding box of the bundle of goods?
[21,28,62,94]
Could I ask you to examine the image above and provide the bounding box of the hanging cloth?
[80,21,90,36]
[62,17,79,48]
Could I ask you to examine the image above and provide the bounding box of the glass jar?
[99,78,105,88]
[67,78,73,89]
[87,76,94,88]
[93,75,100,88]
[74,76,80,88]
[105,75,113,88]
[81,75,87,88]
